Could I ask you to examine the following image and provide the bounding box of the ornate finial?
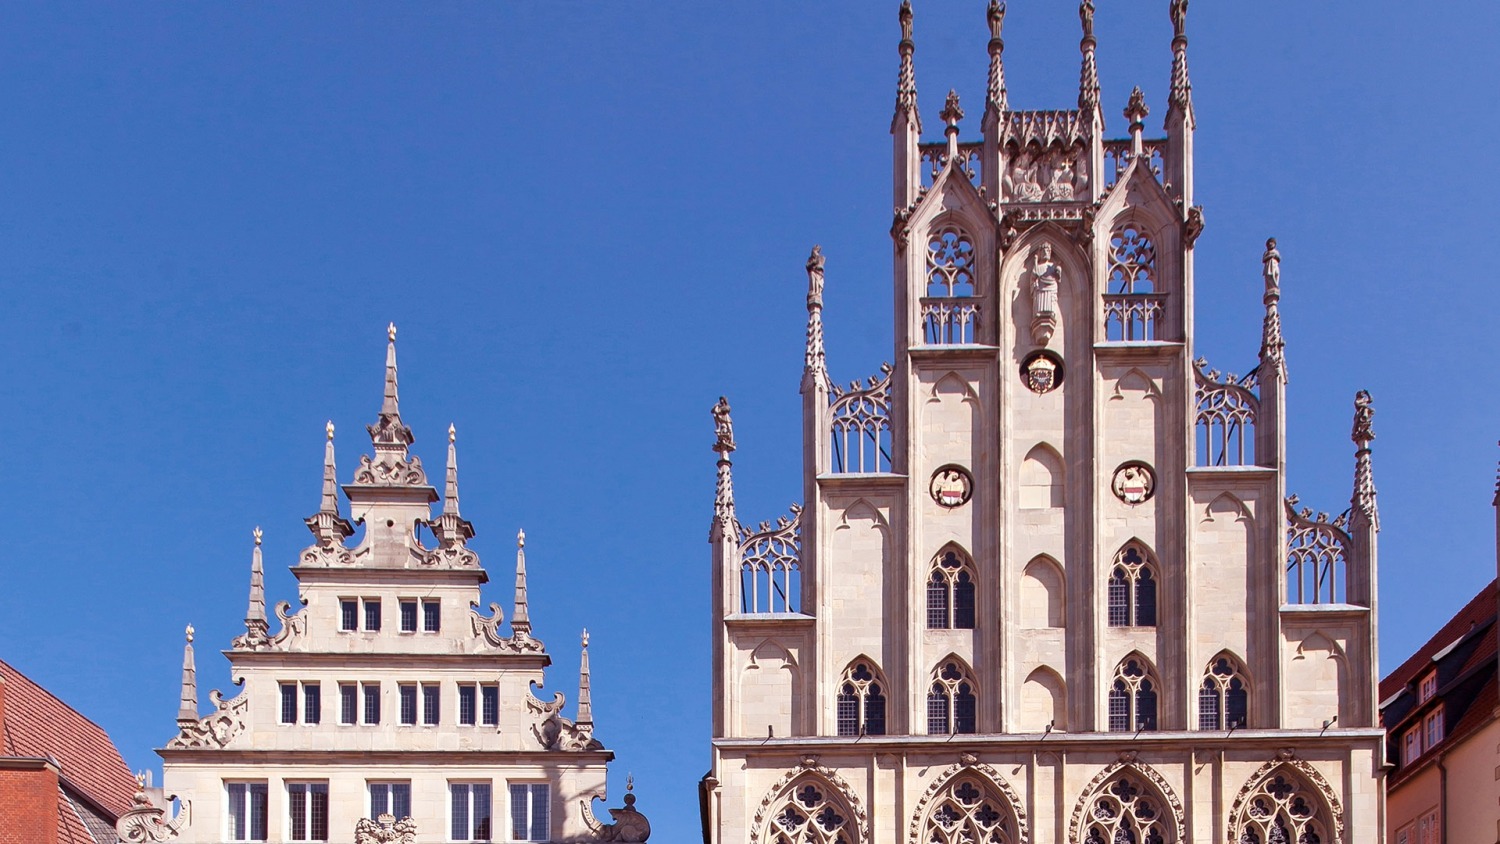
[426,423,476,565]
[177,625,198,725]
[387,322,397,342]
[253,526,263,546]
[326,420,335,440]
[804,248,829,389]
[940,89,964,132]
[627,774,634,793]
[577,627,593,726]
[582,629,590,648]
[986,1,1008,114]
[240,526,268,648]
[1258,237,1287,381]
[361,323,422,483]
[1125,87,1150,129]
[1078,2,1101,117]
[1351,391,1379,530]
[306,423,355,550]
[443,424,461,516]
[1168,0,1194,116]
[893,0,921,133]
[712,397,736,455]
[512,528,531,634]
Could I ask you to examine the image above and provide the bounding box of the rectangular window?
[1107,690,1130,732]
[423,600,441,632]
[303,683,321,724]
[836,693,858,737]
[1404,727,1422,765]
[954,691,977,734]
[400,600,418,632]
[450,782,493,842]
[369,782,412,820]
[1419,672,1438,703]
[1395,823,1412,844]
[459,684,477,726]
[926,693,948,735]
[509,784,550,842]
[280,683,299,724]
[363,683,381,725]
[226,782,269,842]
[286,782,329,842]
[399,685,417,725]
[422,684,441,725]
[340,599,358,632]
[339,684,357,725]
[364,599,382,631]
[1425,709,1444,749]
[1420,809,1439,844]
[1107,578,1129,627]
[481,685,499,726]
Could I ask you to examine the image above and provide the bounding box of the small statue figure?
[1262,237,1281,297]
[988,1,1005,40]
[806,245,825,309]
[1170,0,1189,38]
[1029,243,1062,345]
[1046,154,1076,201]
[1352,390,1375,446]
[1006,151,1043,202]
[1080,0,1096,39]
[711,397,735,454]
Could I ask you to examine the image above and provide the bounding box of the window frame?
[1107,543,1159,628]
[339,683,357,725]
[458,683,478,726]
[926,548,977,630]
[362,682,381,725]
[303,682,321,725]
[339,599,359,632]
[285,781,329,843]
[279,682,299,725]
[368,781,412,821]
[423,599,442,632]
[449,781,494,842]
[226,781,269,843]
[363,598,382,632]
[422,683,441,726]
[399,599,418,633]
[508,782,550,843]
[481,684,500,726]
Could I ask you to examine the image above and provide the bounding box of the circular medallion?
[929,465,973,509]
[1111,462,1156,505]
[1020,350,1064,394]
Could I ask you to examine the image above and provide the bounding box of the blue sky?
[1,2,1497,841]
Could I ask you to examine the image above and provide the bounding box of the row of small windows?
[226,780,547,842]
[925,542,1158,630]
[338,597,441,633]
[922,220,1161,298]
[834,653,1251,735]
[277,681,499,727]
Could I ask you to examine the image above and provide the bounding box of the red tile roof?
[0,657,138,822]
[1380,579,1497,700]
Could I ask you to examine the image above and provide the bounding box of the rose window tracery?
[768,779,855,844]
[1107,225,1157,294]
[1082,775,1171,844]
[927,224,976,297]
[921,775,1016,844]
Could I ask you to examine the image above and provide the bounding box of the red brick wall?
[0,763,60,844]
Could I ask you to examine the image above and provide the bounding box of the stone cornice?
[156,748,614,765]
[289,566,488,586]
[712,729,1384,753]
[222,651,551,669]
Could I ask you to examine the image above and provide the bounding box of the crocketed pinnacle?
[577,629,593,727]
[177,625,197,725]
[711,397,737,538]
[443,424,461,516]
[429,424,476,554]
[1168,0,1195,121]
[244,527,267,641]
[512,529,531,634]
[985,1,1008,115]
[367,323,415,454]
[306,422,354,544]
[1351,390,1380,531]
[803,246,828,391]
[1259,238,1287,382]
[1078,1,1101,119]
[1125,87,1150,130]
[892,0,922,134]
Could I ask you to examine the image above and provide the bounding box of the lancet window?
[1108,656,1159,732]
[1104,222,1164,341]
[1284,499,1350,605]
[739,511,801,614]
[927,659,977,735]
[1234,771,1331,844]
[829,366,893,474]
[835,660,887,737]
[1107,543,1158,627]
[1199,654,1250,730]
[922,222,979,344]
[766,778,856,844]
[927,548,977,630]
[1195,359,1259,466]
[920,774,1017,844]
[1081,773,1171,844]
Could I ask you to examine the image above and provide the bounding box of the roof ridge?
[0,657,117,737]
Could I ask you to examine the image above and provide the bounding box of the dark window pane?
[954,684,977,734]
[423,685,440,725]
[364,684,381,724]
[1135,570,1157,627]
[865,688,887,736]
[927,575,949,629]
[423,601,441,632]
[459,685,477,725]
[310,784,328,841]
[364,600,381,631]
[340,600,358,632]
[1136,683,1158,731]
[249,783,267,841]
[481,685,499,725]
[1226,678,1248,729]
[340,685,357,724]
[927,687,949,735]
[1198,681,1220,730]
[953,572,976,629]
[1108,684,1130,732]
[393,784,411,820]
[451,785,469,841]
[836,685,858,737]
[303,684,321,724]
[1107,571,1130,627]
[280,683,298,724]
[400,686,417,725]
[289,785,307,840]
[400,600,417,632]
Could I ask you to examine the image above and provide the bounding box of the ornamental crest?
[1112,462,1155,505]
[354,814,416,844]
[930,466,973,509]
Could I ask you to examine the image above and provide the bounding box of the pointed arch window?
[1234,771,1331,844]
[1199,655,1250,730]
[927,548,977,630]
[835,660,887,738]
[920,774,1018,844]
[766,777,856,844]
[1104,222,1164,341]
[928,660,977,736]
[926,223,976,297]
[1107,543,1157,628]
[1108,656,1159,732]
[1081,773,1171,844]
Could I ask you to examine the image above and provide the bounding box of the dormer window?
[1418,671,1437,703]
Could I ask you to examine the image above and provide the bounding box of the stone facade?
[704,4,1383,843]
[157,326,648,844]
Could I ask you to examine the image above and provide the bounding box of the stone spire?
[1168,0,1195,123]
[243,527,267,644]
[176,625,198,726]
[304,422,354,547]
[1351,391,1380,531]
[802,246,829,392]
[427,424,478,565]
[358,323,426,485]
[1078,1,1101,119]
[577,629,593,728]
[985,1,1008,116]
[1259,238,1288,381]
[892,0,921,133]
[711,397,737,539]
[512,529,531,636]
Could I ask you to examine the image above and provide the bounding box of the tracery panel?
[765,777,857,844]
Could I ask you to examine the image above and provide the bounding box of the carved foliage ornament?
[908,761,1028,844]
[750,762,869,844]
[929,465,973,509]
[353,452,427,486]
[167,687,249,749]
[1112,462,1156,505]
[354,814,416,844]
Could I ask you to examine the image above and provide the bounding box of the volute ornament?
[167,687,249,749]
[115,776,187,843]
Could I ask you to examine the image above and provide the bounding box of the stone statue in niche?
[1006,151,1044,202]
[1028,243,1061,345]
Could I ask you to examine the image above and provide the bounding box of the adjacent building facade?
[1379,481,1500,844]
[704,3,1384,842]
[156,327,648,844]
